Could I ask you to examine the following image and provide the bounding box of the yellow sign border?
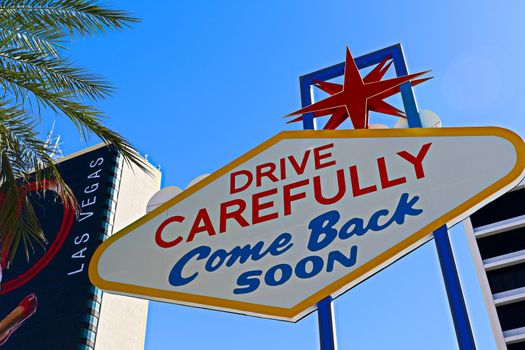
[89,127,525,322]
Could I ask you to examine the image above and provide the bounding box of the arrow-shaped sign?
[89,127,525,322]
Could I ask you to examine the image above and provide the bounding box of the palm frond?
[0,63,148,172]
[0,1,143,264]
[0,102,76,261]
[0,46,112,100]
[0,0,139,38]
[0,25,61,57]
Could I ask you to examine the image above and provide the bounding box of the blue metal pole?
[317,296,338,350]
[299,76,315,130]
[395,48,477,350]
[300,75,337,350]
[298,44,476,350]
[434,226,477,349]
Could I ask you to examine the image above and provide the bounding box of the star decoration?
[285,47,432,129]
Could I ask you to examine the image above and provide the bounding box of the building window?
[487,262,525,294]
[496,300,525,331]
[470,189,525,227]
[477,226,525,259]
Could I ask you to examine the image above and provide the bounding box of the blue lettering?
[386,193,423,226]
[171,193,422,294]
[265,264,293,286]
[203,233,294,272]
[234,270,262,294]
[365,209,390,231]
[327,246,358,272]
[295,255,323,279]
[268,232,294,255]
[169,246,211,286]
[308,193,423,252]
[339,217,365,239]
[307,210,339,252]
[205,249,228,272]
[225,241,265,267]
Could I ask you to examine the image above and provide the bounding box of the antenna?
[44,121,64,160]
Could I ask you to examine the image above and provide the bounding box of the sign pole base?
[434,225,477,350]
[317,296,338,350]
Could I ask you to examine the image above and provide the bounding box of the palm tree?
[0,0,143,264]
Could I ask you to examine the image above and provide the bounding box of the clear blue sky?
[39,1,525,349]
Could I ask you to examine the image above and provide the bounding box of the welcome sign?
[89,127,525,322]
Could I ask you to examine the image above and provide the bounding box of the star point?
[286,47,432,130]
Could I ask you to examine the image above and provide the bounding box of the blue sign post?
[317,296,337,350]
[299,44,476,350]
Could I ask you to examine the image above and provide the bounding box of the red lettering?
[252,188,278,224]
[220,199,249,233]
[155,216,185,248]
[283,179,309,216]
[313,169,346,205]
[288,150,310,176]
[397,143,432,179]
[314,143,336,170]
[349,165,377,197]
[187,208,216,242]
[256,162,278,187]
[230,170,253,194]
[279,157,287,180]
[377,157,407,189]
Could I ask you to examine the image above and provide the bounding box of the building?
[0,143,161,349]
[465,179,525,350]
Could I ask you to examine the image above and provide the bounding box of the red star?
[285,48,431,129]
[308,66,431,129]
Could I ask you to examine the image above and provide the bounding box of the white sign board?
[90,127,525,322]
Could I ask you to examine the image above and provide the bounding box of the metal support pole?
[298,44,476,350]
[317,296,338,350]
[398,50,477,350]
[434,226,477,349]
[300,68,338,350]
